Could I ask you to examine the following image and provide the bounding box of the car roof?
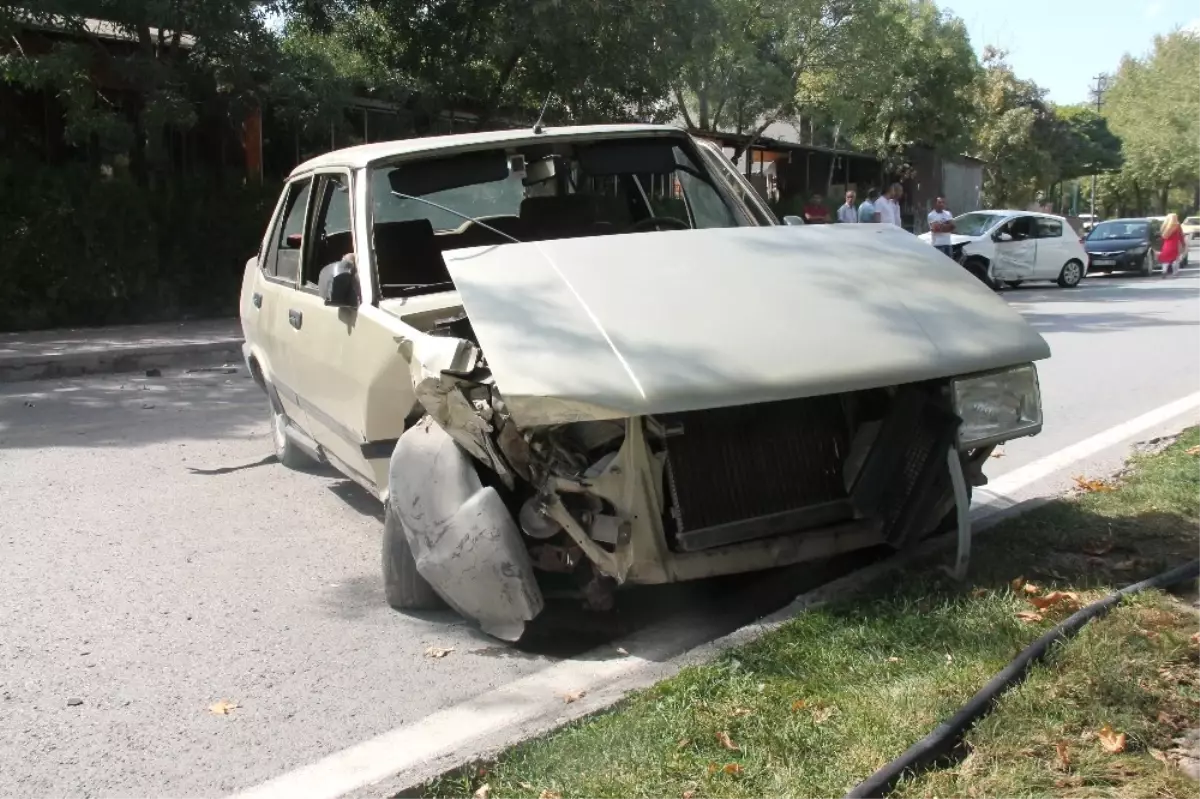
[1100,217,1153,224]
[289,123,686,175]
[965,209,1068,221]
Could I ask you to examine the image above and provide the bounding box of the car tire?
[1004,280,1023,288]
[1057,259,1084,288]
[267,386,315,469]
[1139,249,1155,276]
[382,500,445,611]
[963,258,998,290]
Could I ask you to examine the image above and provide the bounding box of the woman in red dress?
[1158,213,1186,278]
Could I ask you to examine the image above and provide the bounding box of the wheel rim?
[1064,262,1081,284]
[270,402,288,449]
[1146,251,1155,272]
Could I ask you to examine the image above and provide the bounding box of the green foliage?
[1101,29,1200,214]
[0,161,277,331]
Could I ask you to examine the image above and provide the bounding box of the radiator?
[659,395,852,553]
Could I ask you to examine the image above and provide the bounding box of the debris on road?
[66,698,83,707]
[562,690,586,704]
[423,646,455,659]
[208,700,239,715]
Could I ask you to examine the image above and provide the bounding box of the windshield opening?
[369,136,753,298]
[952,212,1006,237]
[1087,221,1148,240]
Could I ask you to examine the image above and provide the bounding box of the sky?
[944,0,1200,104]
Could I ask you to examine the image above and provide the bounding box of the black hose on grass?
[844,559,1200,799]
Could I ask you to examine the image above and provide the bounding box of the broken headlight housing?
[951,364,1042,449]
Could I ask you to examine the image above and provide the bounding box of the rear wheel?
[382,500,445,611]
[1004,280,1023,288]
[1057,259,1084,288]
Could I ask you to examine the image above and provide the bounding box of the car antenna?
[532,91,553,134]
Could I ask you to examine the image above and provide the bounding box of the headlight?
[1130,245,1149,255]
[951,365,1043,449]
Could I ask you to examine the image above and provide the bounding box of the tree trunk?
[1159,184,1169,215]
[825,122,842,195]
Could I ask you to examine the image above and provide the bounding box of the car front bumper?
[1086,249,1149,272]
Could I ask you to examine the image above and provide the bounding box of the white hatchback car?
[919,210,1090,289]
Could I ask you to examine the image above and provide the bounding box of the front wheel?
[382,501,445,611]
[963,258,998,291]
[1004,280,1023,288]
[1057,259,1084,288]
[267,387,315,469]
[1139,249,1155,276]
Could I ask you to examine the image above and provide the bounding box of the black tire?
[1139,249,1155,276]
[266,386,315,469]
[963,258,998,290]
[1004,280,1023,288]
[382,501,444,611]
[1057,259,1084,288]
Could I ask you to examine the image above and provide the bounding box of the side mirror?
[318,260,359,308]
[994,232,1013,243]
[782,215,805,226]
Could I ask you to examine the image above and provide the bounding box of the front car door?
[991,215,1037,281]
[249,176,313,425]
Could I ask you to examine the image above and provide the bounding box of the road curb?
[0,338,244,383]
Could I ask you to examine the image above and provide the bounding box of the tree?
[1102,29,1200,214]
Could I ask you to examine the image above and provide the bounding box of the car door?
[1033,216,1068,278]
[251,175,313,425]
[278,169,384,489]
[991,215,1037,281]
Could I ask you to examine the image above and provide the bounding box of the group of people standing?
[802,184,908,226]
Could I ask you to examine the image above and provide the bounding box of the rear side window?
[270,178,312,284]
[1035,218,1063,238]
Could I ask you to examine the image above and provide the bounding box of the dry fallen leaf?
[1055,776,1084,788]
[1011,576,1026,591]
[971,587,988,598]
[677,738,692,750]
[1073,475,1114,493]
[563,690,586,704]
[1029,591,1081,611]
[1056,741,1071,770]
[1016,610,1044,623]
[424,646,455,659]
[791,699,807,712]
[1098,724,1127,754]
[991,450,1006,459]
[1082,541,1115,556]
[723,763,743,775]
[887,656,902,664]
[473,784,491,799]
[518,782,535,791]
[1191,632,1199,647]
[682,791,696,799]
[716,731,739,751]
[1023,582,1042,595]
[706,762,718,775]
[1186,445,1200,456]
[812,705,838,724]
[208,700,239,715]
[615,646,629,656]
[730,707,753,717]
[1150,748,1171,766]
[538,791,562,799]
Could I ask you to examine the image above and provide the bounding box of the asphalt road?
[1,272,1197,798]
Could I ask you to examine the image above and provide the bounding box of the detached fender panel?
[387,418,543,640]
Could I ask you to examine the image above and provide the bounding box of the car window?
[1185,217,1200,226]
[1000,216,1034,240]
[271,178,312,284]
[1035,218,1063,238]
[952,212,1006,237]
[692,140,776,225]
[304,173,355,288]
[1087,221,1148,240]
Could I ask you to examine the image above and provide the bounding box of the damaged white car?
[240,124,1050,641]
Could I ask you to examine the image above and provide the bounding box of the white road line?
[228,392,1200,799]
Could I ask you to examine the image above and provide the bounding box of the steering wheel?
[622,216,691,233]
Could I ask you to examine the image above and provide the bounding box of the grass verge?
[424,429,1200,799]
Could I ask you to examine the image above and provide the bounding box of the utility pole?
[1088,73,1109,220]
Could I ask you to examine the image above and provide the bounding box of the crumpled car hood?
[443,224,1051,427]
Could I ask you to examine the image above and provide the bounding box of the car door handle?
[252,292,262,308]
[288,309,303,330]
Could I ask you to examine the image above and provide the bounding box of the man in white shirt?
[927,196,955,257]
[858,188,880,223]
[836,190,858,223]
[877,183,903,227]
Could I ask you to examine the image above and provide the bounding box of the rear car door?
[992,215,1037,281]
[1033,216,1068,278]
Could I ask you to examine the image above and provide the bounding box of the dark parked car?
[1083,218,1162,275]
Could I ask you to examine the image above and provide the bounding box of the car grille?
[658,395,851,553]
